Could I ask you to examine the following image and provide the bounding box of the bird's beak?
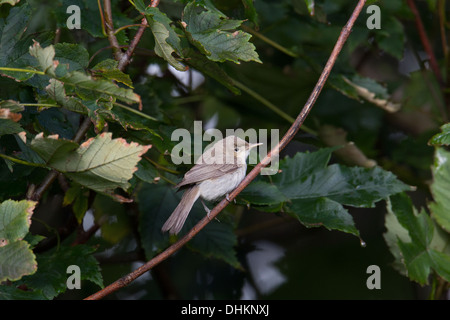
[247,142,263,150]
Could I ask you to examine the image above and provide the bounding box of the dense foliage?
[0,0,449,299]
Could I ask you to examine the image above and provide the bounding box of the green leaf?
[0,3,37,81]
[30,132,151,195]
[375,17,404,60]
[187,215,240,268]
[182,1,261,64]
[429,123,450,146]
[45,79,86,113]
[92,194,131,243]
[0,240,37,282]
[0,199,37,282]
[29,42,142,107]
[276,156,409,207]
[54,43,89,72]
[238,180,287,205]
[385,193,450,285]
[0,199,36,244]
[288,197,358,235]
[138,183,173,259]
[144,7,187,71]
[241,0,259,27]
[429,147,450,232]
[271,148,409,236]
[138,182,239,266]
[63,184,89,223]
[20,245,103,299]
[0,119,22,136]
[182,47,240,94]
[304,0,315,15]
[91,59,133,88]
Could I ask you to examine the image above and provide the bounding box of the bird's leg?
[225,193,236,204]
[201,199,211,220]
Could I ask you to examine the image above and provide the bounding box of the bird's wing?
[175,163,242,188]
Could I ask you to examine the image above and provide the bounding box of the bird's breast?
[198,165,247,201]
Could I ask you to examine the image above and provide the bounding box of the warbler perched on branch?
[162,135,262,235]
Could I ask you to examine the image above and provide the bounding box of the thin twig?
[103,0,123,62]
[406,0,443,85]
[84,0,367,300]
[118,0,160,70]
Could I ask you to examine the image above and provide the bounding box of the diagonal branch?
[118,0,160,70]
[84,0,368,300]
[103,0,123,62]
[406,0,444,85]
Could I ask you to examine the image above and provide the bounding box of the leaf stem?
[20,103,58,108]
[114,24,148,35]
[241,25,298,58]
[0,153,47,168]
[113,102,158,121]
[145,156,180,174]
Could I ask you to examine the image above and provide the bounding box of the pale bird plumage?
[162,135,261,235]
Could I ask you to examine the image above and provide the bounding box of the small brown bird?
[162,135,261,235]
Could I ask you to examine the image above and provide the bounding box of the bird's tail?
[161,185,200,235]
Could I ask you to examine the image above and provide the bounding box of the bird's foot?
[201,200,212,220]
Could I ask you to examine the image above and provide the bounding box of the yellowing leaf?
[31,132,151,196]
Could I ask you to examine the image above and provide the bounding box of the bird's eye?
[234,147,239,152]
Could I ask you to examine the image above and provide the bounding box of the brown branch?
[406,0,444,85]
[103,0,123,62]
[84,0,367,300]
[118,0,160,70]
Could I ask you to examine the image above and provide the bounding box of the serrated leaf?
[289,197,358,235]
[138,182,239,266]
[91,59,133,88]
[54,43,89,72]
[0,119,22,136]
[276,155,409,207]
[144,7,187,71]
[429,123,450,146]
[238,180,287,205]
[138,183,174,259]
[386,193,450,285]
[31,132,151,195]
[182,47,240,94]
[376,16,404,60]
[29,42,141,107]
[268,148,409,236]
[182,1,261,64]
[241,0,259,27]
[20,245,103,299]
[429,147,450,232]
[0,3,36,81]
[0,240,37,282]
[0,199,37,282]
[45,79,86,113]
[188,217,239,268]
[0,199,36,244]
